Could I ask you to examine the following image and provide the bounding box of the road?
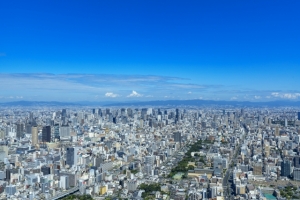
[48,186,79,200]
[222,127,248,200]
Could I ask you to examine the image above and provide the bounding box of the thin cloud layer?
[271,92,300,99]
[0,73,300,102]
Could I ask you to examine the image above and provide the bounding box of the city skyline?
[1,1,300,102]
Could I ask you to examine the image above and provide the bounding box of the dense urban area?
[0,106,300,200]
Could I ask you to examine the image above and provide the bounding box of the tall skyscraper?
[294,156,300,168]
[54,124,60,140]
[60,125,70,139]
[29,112,34,123]
[275,126,279,136]
[98,109,102,117]
[285,118,288,127]
[175,109,180,123]
[298,112,300,121]
[42,126,51,142]
[16,123,24,138]
[66,147,80,166]
[62,109,67,117]
[31,126,38,146]
[173,132,182,144]
[281,159,292,177]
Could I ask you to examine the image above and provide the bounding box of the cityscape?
[0,106,300,199]
[1,1,300,200]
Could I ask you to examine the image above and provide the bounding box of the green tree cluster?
[139,183,161,198]
[168,140,204,178]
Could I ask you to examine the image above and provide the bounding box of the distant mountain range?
[1,100,300,107]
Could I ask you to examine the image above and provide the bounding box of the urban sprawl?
[0,107,299,200]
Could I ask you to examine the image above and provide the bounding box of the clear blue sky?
[0,1,300,102]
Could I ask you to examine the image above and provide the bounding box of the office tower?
[66,147,80,166]
[275,126,279,136]
[62,109,67,117]
[173,132,182,143]
[264,117,268,125]
[141,108,147,119]
[29,112,34,123]
[97,109,102,117]
[16,123,24,138]
[253,162,263,175]
[213,156,223,171]
[285,118,288,127]
[41,166,51,175]
[145,156,154,165]
[294,156,300,168]
[298,112,300,120]
[60,125,70,139]
[127,179,137,191]
[42,126,51,142]
[5,185,17,196]
[25,124,32,134]
[241,109,244,116]
[121,108,126,116]
[31,126,38,146]
[175,108,179,123]
[92,109,96,114]
[60,176,70,190]
[54,124,60,140]
[127,108,133,118]
[281,159,292,177]
[294,168,300,181]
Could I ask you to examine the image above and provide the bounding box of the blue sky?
[0,1,300,102]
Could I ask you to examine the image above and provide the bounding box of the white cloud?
[254,96,261,99]
[271,92,300,99]
[105,92,119,98]
[127,91,142,97]
[188,91,192,94]
[231,97,237,100]
[145,95,153,98]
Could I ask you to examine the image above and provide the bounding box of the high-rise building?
[31,126,38,146]
[127,179,137,191]
[62,109,67,117]
[42,126,51,142]
[41,166,51,175]
[285,118,288,127]
[16,123,24,138]
[275,126,279,136]
[54,124,60,140]
[294,156,300,168]
[281,159,292,177]
[5,185,16,196]
[145,156,154,165]
[173,132,182,143]
[298,112,300,121]
[97,109,102,117]
[60,125,70,139]
[60,175,69,190]
[25,124,32,134]
[241,109,244,116]
[253,162,263,175]
[294,168,300,181]
[29,112,34,123]
[175,108,180,123]
[66,147,80,166]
